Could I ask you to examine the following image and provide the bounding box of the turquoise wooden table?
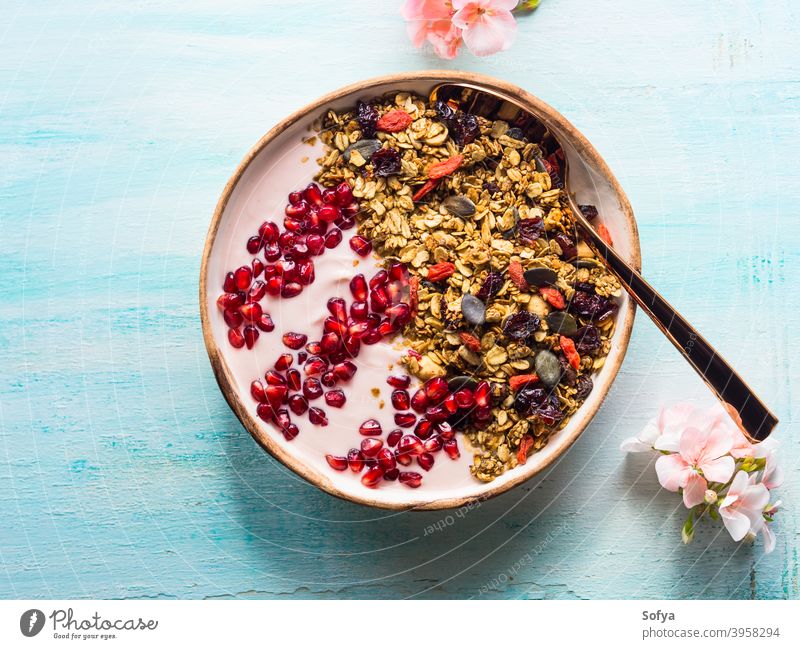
[1,0,797,599]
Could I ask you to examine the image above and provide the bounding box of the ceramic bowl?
[200,71,641,510]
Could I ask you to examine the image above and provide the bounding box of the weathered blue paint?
[0,0,797,599]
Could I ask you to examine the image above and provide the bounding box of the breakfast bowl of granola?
[200,71,641,509]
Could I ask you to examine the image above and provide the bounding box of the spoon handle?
[571,200,778,441]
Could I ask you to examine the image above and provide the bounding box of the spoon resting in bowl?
[430,82,778,442]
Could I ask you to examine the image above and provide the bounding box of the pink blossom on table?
[451,0,518,56]
[718,470,771,543]
[762,452,783,490]
[655,422,735,508]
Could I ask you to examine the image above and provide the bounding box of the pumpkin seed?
[576,258,599,269]
[461,294,486,326]
[343,139,382,163]
[523,267,558,287]
[442,194,476,217]
[546,312,578,335]
[534,350,563,387]
[448,376,477,392]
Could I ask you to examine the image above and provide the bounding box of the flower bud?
[681,518,695,545]
[704,489,718,505]
[743,531,757,545]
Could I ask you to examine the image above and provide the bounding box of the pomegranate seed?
[383,468,399,481]
[327,297,347,322]
[423,435,443,453]
[414,418,433,439]
[288,191,303,205]
[266,276,283,295]
[286,368,302,391]
[361,467,383,488]
[474,380,491,407]
[247,236,264,254]
[223,272,237,292]
[259,220,280,242]
[283,423,299,441]
[369,287,389,312]
[399,472,422,488]
[387,375,411,389]
[443,439,460,459]
[349,274,368,301]
[425,405,448,423]
[303,378,323,400]
[410,389,429,413]
[274,353,293,371]
[437,421,454,439]
[325,455,348,471]
[443,393,458,414]
[248,280,267,302]
[217,292,243,310]
[305,233,325,255]
[234,265,252,290]
[243,325,259,349]
[348,320,369,338]
[377,319,398,337]
[297,260,315,285]
[321,371,337,388]
[228,328,245,348]
[424,377,449,402]
[369,270,389,290]
[398,435,423,457]
[347,448,365,472]
[252,258,265,278]
[308,406,328,426]
[265,384,288,408]
[474,405,492,422]
[239,301,263,324]
[417,452,435,471]
[282,332,307,350]
[388,262,407,282]
[281,282,303,298]
[334,181,353,206]
[395,449,412,466]
[362,330,382,345]
[359,419,382,436]
[252,315,273,335]
[305,341,322,356]
[325,227,343,249]
[391,389,410,410]
[333,361,357,381]
[256,402,276,422]
[325,389,346,408]
[322,187,337,204]
[288,394,308,415]
[304,183,323,206]
[454,388,474,409]
[324,317,347,337]
[264,243,281,261]
[343,335,360,358]
[317,204,340,223]
[285,200,309,218]
[250,380,267,402]
[291,242,310,259]
[376,447,397,472]
[304,356,328,376]
[360,437,383,457]
[394,412,417,428]
[297,351,308,365]
[278,231,296,249]
[386,429,403,447]
[223,308,244,328]
[320,332,340,355]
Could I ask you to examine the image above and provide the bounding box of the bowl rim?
[199,70,642,511]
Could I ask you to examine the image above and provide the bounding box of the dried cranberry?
[514,385,548,416]
[434,100,480,145]
[569,290,616,322]
[370,147,401,177]
[574,374,594,400]
[572,325,602,355]
[356,100,379,137]
[502,312,540,341]
[536,395,564,426]
[517,217,544,244]
[579,204,598,220]
[553,232,577,260]
[476,271,504,301]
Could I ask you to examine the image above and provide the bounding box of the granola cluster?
[315,92,621,482]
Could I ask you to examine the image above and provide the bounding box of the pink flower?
[621,401,728,454]
[655,423,735,508]
[402,0,464,59]
[718,470,770,543]
[452,0,518,56]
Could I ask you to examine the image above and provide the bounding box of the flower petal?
[655,453,690,491]
[683,473,707,508]
[457,10,516,56]
[738,482,770,512]
[678,426,708,464]
[620,435,654,453]
[700,455,735,484]
[720,507,752,542]
[762,524,776,554]
[698,422,733,462]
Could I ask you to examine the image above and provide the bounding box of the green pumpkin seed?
[523,267,558,287]
[448,376,478,392]
[442,195,476,217]
[461,294,486,326]
[546,312,578,335]
[535,350,563,388]
[343,139,382,163]
[576,258,599,269]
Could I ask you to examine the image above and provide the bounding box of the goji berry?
[560,335,581,370]
[376,109,413,133]
[508,261,527,291]
[597,223,613,246]
[540,286,565,309]
[427,154,463,179]
[427,262,455,282]
[458,332,481,352]
[412,179,439,202]
[509,374,539,392]
[516,434,534,465]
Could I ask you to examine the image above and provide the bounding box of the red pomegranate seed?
[333,361,357,381]
[410,389,429,413]
[325,455,348,471]
[338,216,356,230]
[362,330,382,345]
[285,200,309,218]
[388,262,407,282]
[243,325,259,349]
[349,235,372,257]
[259,220,280,242]
[395,449,412,466]
[414,418,433,439]
[253,314,274,334]
[369,270,388,290]
[423,435,443,453]
[327,297,347,322]
[248,280,267,302]
[217,292,243,310]
[361,467,383,488]
[308,406,328,426]
[302,378,323,400]
[239,301,262,323]
[391,389,410,410]
[234,265,252,290]
[250,380,267,402]
[266,276,283,295]
[369,288,388,313]
[348,320,369,338]
[305,340,321,356]
[297,350,308,365]
[317,204,340,223]
[283,423,299,440]
[343,335,360,358]
[454,388,474,409]
[265,384,288,408]
[399,472,422,488]
[360,437,383,458]
[394,412,417,428]
[320,332,340,355]
[223,272,237,293]
[274,353,293,371]
[256,402,275,422]
[386,429,403,447]
[324,227,343,249]
[377,319,397,337]
[424,377,449,402]
[247,236,264,254]
[288,394,309,415]
[286,368,302,391]
[282,332,307,350]
[323,317,347,337]
[223,308,244,328]
[386,375,411,389]
[305,233,324,255]
[264,243,281,261]
[398,435,423,457]
[320,371,337,388]
[417,452,434,471]
[252,258,265,278]
[349,274,368,301]
[425,405,448,423]
[443,439,460,459]
[347,448,365,472]
[321,187,337,204]
[325,389,346,408]
[304,183,323,206]
[437,421,454,439]
[376,447,397,471]
[383,468,399,481]
[358,419,382,436]
[334,181,353,206]
[281,282,303,298]
[443,393,458,414]
[304,356,328,376]
[228,328,245,348]
[474,380,491,407]
[297,260,315,285]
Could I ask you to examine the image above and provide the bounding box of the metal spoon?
[430,82,778,441]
